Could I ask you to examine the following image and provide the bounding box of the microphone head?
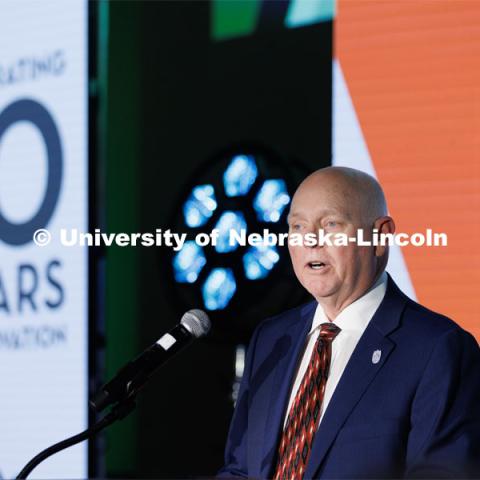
[181,309,211,338]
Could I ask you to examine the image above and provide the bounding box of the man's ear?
[373,216,395,257]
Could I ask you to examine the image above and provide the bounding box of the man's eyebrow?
[288,209,343,221]
[287,212,304,222]
[320,208,343,216]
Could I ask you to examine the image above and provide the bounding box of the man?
[218,166,480,479]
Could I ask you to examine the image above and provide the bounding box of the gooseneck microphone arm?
[16,309,211,480]
[16,399,136,480]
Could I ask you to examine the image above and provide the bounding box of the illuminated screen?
[333,0,480,341]
[0,0,89,477]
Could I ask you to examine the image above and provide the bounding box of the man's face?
[287,176,376,307]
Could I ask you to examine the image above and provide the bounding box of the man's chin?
[306,284,340,302]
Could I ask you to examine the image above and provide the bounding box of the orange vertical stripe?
[336,0,480,340]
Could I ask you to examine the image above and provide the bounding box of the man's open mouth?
[308,261,327,270]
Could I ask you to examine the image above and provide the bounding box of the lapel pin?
[372,350,382,364]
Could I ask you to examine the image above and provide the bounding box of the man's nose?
[304,230,321,249]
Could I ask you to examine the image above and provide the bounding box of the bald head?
[291,166,388,227]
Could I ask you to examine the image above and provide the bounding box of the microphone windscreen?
[181,309,211,338]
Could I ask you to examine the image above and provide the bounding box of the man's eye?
[325,221,338,228]
[290,224,302,231]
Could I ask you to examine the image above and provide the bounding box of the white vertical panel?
[0,1,89,477]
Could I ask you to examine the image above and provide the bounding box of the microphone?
[91,309,211,412]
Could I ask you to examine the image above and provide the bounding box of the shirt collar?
[310,271,388,334]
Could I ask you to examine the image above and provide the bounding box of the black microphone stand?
[16,398,136,480]
[16,314,210,479]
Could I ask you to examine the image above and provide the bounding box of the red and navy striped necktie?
[274,322,341,480]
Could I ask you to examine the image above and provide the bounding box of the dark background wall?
[102,1,332,477]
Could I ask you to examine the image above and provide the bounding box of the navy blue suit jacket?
[219,275,480,478]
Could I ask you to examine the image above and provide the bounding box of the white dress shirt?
[283,272,388,428]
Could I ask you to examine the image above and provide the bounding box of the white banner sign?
[0,0,89,477]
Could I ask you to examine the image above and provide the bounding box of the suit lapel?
[304,275,408,479]
[259,301,316,478]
